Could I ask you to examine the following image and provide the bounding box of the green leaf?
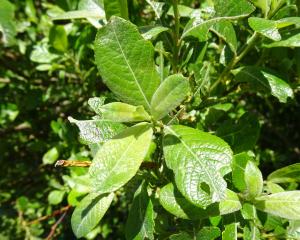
[49,25,69,52]
[232,152,253,192]
[264,33,300,48]
[163,125,233,208]
[267,163,300,183]
[222,223,238,240]
[140,26,169,40]
[52,0,105,28]
[100,102,151,122]
[89,123,153,193]
[216,113,260,153]
[125,182,154,240]
[68,117,125,145]
[71,192,114,238]
[48,190,65,205]
[94,17,160,110]
[214,0,255,18]
[255,191,300,220]
[244,160,263,200]
[182,0,255,42]
[211,21,238,53]
[170,232,192,240]
[151,74,190,120]
[233,66,294,103]
[249,0,271,16]
[42,147,59,164]
[103,0,128,20]
[0,0,16,46]
[88,97,106,115]
[159,183,241,220]
[197,227,221,240]
[243,223,261,240]
[248,17,281,41]
[275,17,300,29]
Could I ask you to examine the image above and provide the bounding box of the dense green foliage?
[1,0,300,239]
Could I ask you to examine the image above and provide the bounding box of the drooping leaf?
[89,123,153,193]
[216,113,260,153]
[233,66,294,103]
[71,192,114,238]
[222,223,238,240]
[267,163,300,183]
[103,0,128,20]
[211,21,238,53]
[99,102,151,122]
[264,33,300,48]
[94,17,160,110]
[125,182,155,240]
[159,183,241,220]
[68,117,125,145]
[0,0,16,46]
[244,160,264,200]
[248,17,281,41]
[151,74,190,120]
[163,125,233,208]
[255,191,300,220]
[196,227,221,240]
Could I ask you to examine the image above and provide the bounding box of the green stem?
[173,0,180,72]
[210,32,259,91]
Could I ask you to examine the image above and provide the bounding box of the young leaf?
[248,17,281,41]
[163,125,233,208]
[267,163,300,183]
[100,102,151,122]
[151,74,190,120]
[232,152,252,191]
[244,160,264,200]
[88,97,106,115]
[159,183,241,220]
[49,25,69,52]
[68,117,125,145]
[103,0,128,20]
[216,113,260,153]
[233,66,294,103]
[125,182,155,240]
[89,123,153,193]
[140,25,169,40]
[71,192,114,238]
[222,223,238,240]
[94,16,160,110]
[255,191,300,220]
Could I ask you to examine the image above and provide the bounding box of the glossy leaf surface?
[89,123,153,193]
[163,125,233,207]
[267,163,300,183]
[255,191,300,220]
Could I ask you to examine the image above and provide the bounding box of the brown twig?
[55,160,160,170]
[27,205,71,225]
[45,210,68,240]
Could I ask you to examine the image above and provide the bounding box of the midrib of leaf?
[165,126,220,199]
[152,84,182,110]
[111,25,151,110]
